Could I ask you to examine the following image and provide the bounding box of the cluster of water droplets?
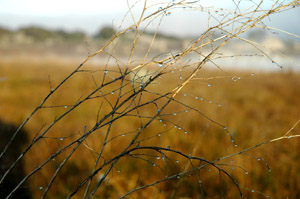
[181,92,222,107]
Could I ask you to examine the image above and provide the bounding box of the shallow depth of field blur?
[1,59,300,198]
[1,0,300,198]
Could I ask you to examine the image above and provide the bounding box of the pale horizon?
[0,0,299,38]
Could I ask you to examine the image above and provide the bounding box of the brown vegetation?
[1,59,299,198]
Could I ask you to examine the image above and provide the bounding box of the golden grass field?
[1,59,300,198]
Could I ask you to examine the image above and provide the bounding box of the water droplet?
[183,93,187,96]
[158,63,163,67]
[251,73,255,76]
[178,127,182,130]
[153,164,156,167]
[111,91,114,94]
[257,158,261,161]
[224,126,227,130]
[157,109,160,113]
[195,96,198,100]
[185,110,188,112]
[207,84,211,87]
[268,169,272,172]
[117,170,121,173]
[60,138,64,141]
[159,119,163,122]
[288,136,291,139]
[176,160,179,163]
[99,91,102,95]
[235,144,238,147]
[245,171,248,175]
[177,175,180,179]
[158,133,161,137]
[251,190,255,193]
[199,180,202,184]
[179,76,182,80]
[121,134,125,137]
[166,12,171,16]
[189,153,192,157]
[218,104,222,107]
[156,156,161,160]
[266,195,270,198]
[163,124,166,126]
[208,169,211,172]
[184,131,188,134]
[64,106,68,109]
[209,101,212,103]
[52,158,56,161]
[39,187,43,190]
[173,112,177,116]
[104,70,108,74]
[200,98,203,101]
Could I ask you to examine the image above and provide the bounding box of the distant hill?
[0,25,190,61]
[0,25,298,65]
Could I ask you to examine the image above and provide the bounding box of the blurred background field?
[1,0,300,198]
[1,58,300,198]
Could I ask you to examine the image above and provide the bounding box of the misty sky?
[0,0,299,37]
